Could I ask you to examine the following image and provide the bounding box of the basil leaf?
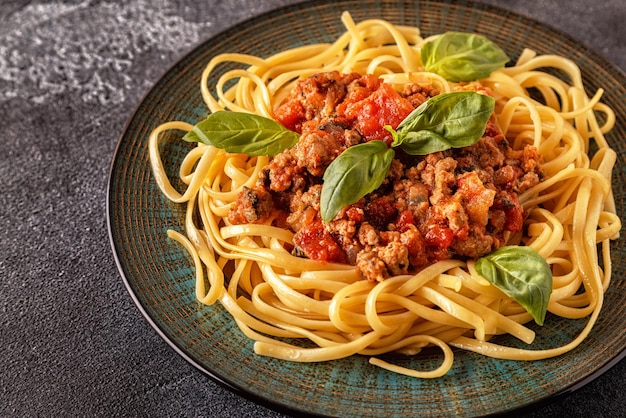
[394,91,494,155]
[321,141,394,222]
[183,111,299,156]
[475,246,552,325]
[421,32,509,82]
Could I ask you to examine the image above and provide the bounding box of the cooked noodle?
[148,12,621,378]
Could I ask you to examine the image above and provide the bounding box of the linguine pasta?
[148,12,621,378]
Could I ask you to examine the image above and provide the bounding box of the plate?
[107,1,626,416]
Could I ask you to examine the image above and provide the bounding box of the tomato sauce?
[293,219,347,263]
[338,83,414,144]
[229,71,544,281]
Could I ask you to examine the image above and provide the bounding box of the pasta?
[148,12,621,378]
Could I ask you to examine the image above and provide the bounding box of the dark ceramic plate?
[107,1,626,416]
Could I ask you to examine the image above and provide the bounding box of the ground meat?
[292,128,345,176]
[326,217,362,264]
[228,72,544,282]
[358,222,380,247]
[426,197,468,239]
[450,225,494,259]
[377,241,410,277]
[399,224,429,267]
[457,172,496,228]
[356,250,389,281]
[391,180,429,226]
[355,239,414,282]
[286,185,321,232]
[228,185,274,224]
[402,83,440,108]
[261,151,306,193]
[429,156,458,205]
[274,71,362,132]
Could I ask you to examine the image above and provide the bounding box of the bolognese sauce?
[228,71,543,282]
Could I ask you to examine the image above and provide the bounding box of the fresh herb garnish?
[388,90,495,154]
[421,32,510,82]
[321,91,494,221]
[183,111,299,156]
[320,141,395,223]
[475,246,552,325]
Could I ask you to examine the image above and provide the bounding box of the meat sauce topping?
[228,71,543,281]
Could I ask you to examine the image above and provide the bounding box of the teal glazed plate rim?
[107,1,626,416]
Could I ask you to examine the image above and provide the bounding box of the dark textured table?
[2,1,625,417]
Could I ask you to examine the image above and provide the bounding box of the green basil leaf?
[321,141,394,222]
[475,246,552,325]
[397,130,457,155]
[183,111,299,156]
[421,32,509,82]
[395,91,494,155]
